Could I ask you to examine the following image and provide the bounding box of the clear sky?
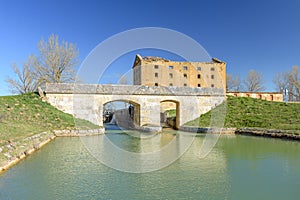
[1,0,300,95]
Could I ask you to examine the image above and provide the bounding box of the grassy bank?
[185,96,300,131]
[0,93,100,164]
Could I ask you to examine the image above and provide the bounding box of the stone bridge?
[45,83,225,129]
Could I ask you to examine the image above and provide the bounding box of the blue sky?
[1,0,300,95]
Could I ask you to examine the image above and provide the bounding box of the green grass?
[0,93,99,145]
[0,93,100,165]
[165,109,176,117]
[185,96,300,131]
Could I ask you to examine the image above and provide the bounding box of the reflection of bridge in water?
[45,83,225,130]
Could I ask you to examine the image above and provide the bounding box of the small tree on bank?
[6,55,39,94]
[34,34,79,84]
[243,70,265,92]
[274,66,300,101]
[6,34,79,94]
[226,73,242,92]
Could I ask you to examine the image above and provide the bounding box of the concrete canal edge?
[179,126,237,134]
[179,126,300,140]
[235,128,300,140]
[53,128,105,137]
[0,128,105,174]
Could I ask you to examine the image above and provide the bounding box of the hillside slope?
[0,93,99,145]
[185,96,300,130]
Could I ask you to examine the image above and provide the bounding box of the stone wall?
[227,92,283,102]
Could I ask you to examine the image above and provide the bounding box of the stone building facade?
[132,54,226,91]
[227,92,283,102]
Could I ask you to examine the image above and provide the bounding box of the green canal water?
[0,126,300,199]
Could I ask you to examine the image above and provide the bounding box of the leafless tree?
[243,70,265,92]
[34,34,79,84]
[226,74,242,91]
[275,66,300,101]
[273,72,287,93]
[288,66,300,101]
[6,55,39,94]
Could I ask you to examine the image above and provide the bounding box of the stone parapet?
[46,83,225,96]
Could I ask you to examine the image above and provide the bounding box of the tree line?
[227,67,300,101]
[6,34,79,94]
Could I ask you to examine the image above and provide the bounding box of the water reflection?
[80,125,196,173]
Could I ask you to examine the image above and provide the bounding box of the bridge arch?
[160,99,180,129]
[102,99,140,128]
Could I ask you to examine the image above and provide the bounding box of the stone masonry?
[45,83,225,129]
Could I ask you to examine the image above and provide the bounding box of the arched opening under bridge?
[160,100,180,129]
[103,100,140,129]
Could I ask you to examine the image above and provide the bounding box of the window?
[169,73,173,78]
[183,66,188,70]
[155,72,158,78]
[211,67,215,71]
[155,83,158,86]
[184,83,187,87]
[183,74,187,78]
[197,67,201,71]
[197,74,201,79]
[197,84,201,87]
[169,66,173,69]
[211,84,215,88]
[169,83,173,86]
[154,65,159,69]
[211,75,214,79]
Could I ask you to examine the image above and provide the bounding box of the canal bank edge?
[0,128,105,174]
[180,126,300,140]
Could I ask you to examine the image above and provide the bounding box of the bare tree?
[273,72,287,93]
[34,34,79,84]
[226,74,242,91]
[6,55,39,94]
[273,66,300,101]
[243,70,265,92]
[288,66,300,101]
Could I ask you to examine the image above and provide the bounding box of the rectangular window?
[169,83,173,86]
[183,66,188,70]
[155,83,158,86]
[155,72,158,77]
[197,67,201,71]
[197,74,201,79]
[211,67,215,71]
[169,73,173,78]
[183,74,187,78]
[211,75,214,79]
[184,83,187,86]
[198,84,201,87]
[169,66,173,69]
[211,84,215,88]
[154,65,159,69]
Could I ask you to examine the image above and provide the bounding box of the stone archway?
[160,100,180,129]
[102,99,140,129]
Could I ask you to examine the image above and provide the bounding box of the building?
[132,54,283,102]
[132,54,226,91]
[227,92,283,102]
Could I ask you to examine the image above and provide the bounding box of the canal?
[0,126,299,199]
